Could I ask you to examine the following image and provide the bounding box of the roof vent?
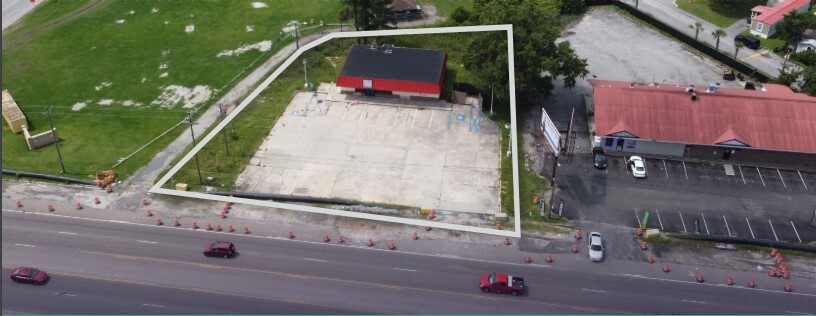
[691,91,698,101]
[686,84,695,93]
[630,83,635,88]
[384,49,392,54]
[707,83,718,93]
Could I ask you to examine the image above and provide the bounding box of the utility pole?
[490,85,494,116]
[303,58,308,87]
[43,106,66,173]
[184,110,203,185]
[295,22,300,49]
[219,104,230,156]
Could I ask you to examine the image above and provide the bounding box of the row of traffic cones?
[17,198,103,212]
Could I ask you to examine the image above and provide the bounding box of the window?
[626,139,637,149]
[756,22,764,32]
[604,138,613,147]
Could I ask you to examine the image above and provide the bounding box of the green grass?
[2,0,343,180]
[676,0,763,28]
[419,0,474,18]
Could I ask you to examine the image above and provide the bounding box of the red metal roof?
[753,0,811,25]
[590,79,816,154]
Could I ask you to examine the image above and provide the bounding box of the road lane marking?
[682,161,688,180]
[14,244,35,247]
[612,273,816,297]
[679,212,687,232]
[393,268,416,272]
[681,299,706,304]
[662,160,668,178]
[581,289,606,293]
[54,292,77,297]
[757,167,765,186]
[769,219,779,241]
[797,170,807,190]
[137,240,158,244]
[394,107,400,126]
[58,231,78,235]
[634,209,641,227]
[304,258,327,262]
[738,165,746,184]
[428,109,434,128]
[723,215,732,237]
[701,213,709,235]
[741,49,769,61]
[777,169,787,188]
[786,311,811,315]
[141,303,164,308]
[656,210,664,230]
[375,111,381,125]
[791,221,802,243]
[746,218,755,239]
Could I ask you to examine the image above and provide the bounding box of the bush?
[560,0,586,14]
[450,6,471,24]
[791,50,816,67]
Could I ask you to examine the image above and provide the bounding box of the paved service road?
[2,0,41,30]
[3,211,814,314]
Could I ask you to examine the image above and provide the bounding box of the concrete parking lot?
[235,84,502,215]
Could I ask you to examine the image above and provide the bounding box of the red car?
[203,241,236,258]
[10,267,49,285]
[479,272,524,296]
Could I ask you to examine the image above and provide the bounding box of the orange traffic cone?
[367,238,374,247]
[173,218,180,227]
[220,210,226,218]
[338,234,344,243]
[525,254,532,263]
[727,276,734,286]
[425,226,432,231]
[546,253,553,263]
[748,278,756,288]
[228,224,234,232]
[647,254,654,264]
[641,241,648,250]
[663,263,670,272]
[575,230,582,239]
[412,231,418,240]
[16,200,22,207]
[215,224,222,232]
[146,209,153,217]
[192,220,199,229]
[47,203,54,212]
[155,217,163,226]
[287,229,294,239]
[389,241,396,250]
[106,184,112,193]
[94,197,100,204]
[496,223,502,230]
[504,237,511,245]
[769,267,777,277]
[697,273,704,283]
[206,222,213,231]
[76,202,82,209]
[572,244,578,253]
[243,225,249,234]
[324,233,330,242]
[141,197,149,206]
[785,283,792,292]
[429,210,435,220]
[770,248,778,258]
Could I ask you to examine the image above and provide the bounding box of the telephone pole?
[184,110,203,184]
[43,106,66,173]
[219,104,230,156]
[295,22,300,49]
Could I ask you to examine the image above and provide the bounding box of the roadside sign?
[540,108,561,156]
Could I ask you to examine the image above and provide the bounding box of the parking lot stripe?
[777,169,787,188]
[791,221,802,243]
[662,160,668,178]
[723,215,732,237]
[702,164,709,177]
[745,218,755,239]
[682,161,688,180]
[394,107,400,126]
[701,213,709,234]
[768,219,779,241]
[738,165,746,184]
[679,212,687,232]
[376,111,382,126]
[656,210,664,230]
[634,209,641,227]
[428,109,434,128]
[797,170,808,190]
[342,108,349,120]
[411,108,417,127]
[623,157,628,175]
[756,167,765,186]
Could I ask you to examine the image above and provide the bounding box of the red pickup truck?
[479,272,525,296]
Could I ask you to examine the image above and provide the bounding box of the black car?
[735,34,761,50]
[592,148,607,169]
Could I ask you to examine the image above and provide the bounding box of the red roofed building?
[750,0,812,39]
[590,79,816,169]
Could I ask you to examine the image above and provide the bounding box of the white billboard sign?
[541,108,560,156]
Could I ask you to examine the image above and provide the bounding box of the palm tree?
[734,41,745,58]
[689,21,704,41]
[711,29,727,50]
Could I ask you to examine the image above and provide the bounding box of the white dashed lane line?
[303,258,327,262]
[681,299,706,304]
[581,289,606,293]
[14,244,35,247]
[393,268,416,272]
[57,232,78,235]
[141,303,165,308]
[137,240,158,244]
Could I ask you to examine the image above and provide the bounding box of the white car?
[628,156,647,178]
[588,232,604,262]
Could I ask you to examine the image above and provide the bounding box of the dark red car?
[203,241,236,258]
[10,267,49,285]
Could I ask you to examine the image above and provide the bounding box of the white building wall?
[600,137,686,157]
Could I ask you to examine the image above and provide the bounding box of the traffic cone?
[215,224,222,231]
[748,278,756,288]
[429,210,435,220]
[785,283,792,292]
[770,248,777,258]
[228,224,234,232]
[192,220,198,229]
[663,263,670,272]
[496,223,502,230]
[412,231,418,240]
[575,230,582,240]
[572,244,578,253]
[220,210,227,219]
[425,226,431,231]
[206,222,212,231]
[697,273,704,283]
[338,234,344,243]
[106,184,112,193]
[75,202,82,209]
[647,254,654,264]
[727,275,734,286]
[155,217,163,226]
[141,197,149,206]
[525,254,532,263]
[546,253,553,263]
[769,267,777,277]
[636,227,643,236]
[47,203,54,212]
[287,229,294,239]
[243,225,249,234]
[173,218,180,227]
[641,241,648,250]
[94,197,100,204]
[504,237,511,246]
[222,204,229,213]
[16,200,22,207]
[389,241,396,250]
[367,238,374,247]
[324,233,330,242]
[146,209,153,217]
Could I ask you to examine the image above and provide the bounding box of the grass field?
[1,0,343,180]
[676,0,763,28]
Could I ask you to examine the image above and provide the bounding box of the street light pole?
[303,58,308,87]
[184,110,203,185]
[43,106,66,173]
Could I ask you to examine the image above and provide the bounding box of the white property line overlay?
[150,25,521,238]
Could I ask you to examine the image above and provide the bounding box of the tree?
[450,6,472,25]
[342,0,395,31]
[689,21,704,41]
[734,41,744,58]
[711,29,727,50]
[775,63,803,87]
[800,67,816,96]
[461,0,588,106]
[776,10,816,47]
[560,0,586,14]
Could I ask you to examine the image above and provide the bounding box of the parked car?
[735,34,761,50]
[723,70,735,81]
[588,232,604,262]
[592,148,607,169]
[744,81,756,90]
[10,267,49,285]
[203,241,236,258]
[628,156,647,178]
[479,272,525,296]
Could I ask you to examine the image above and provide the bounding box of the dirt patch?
[246,25,254,32]
[115,19,125,24]
[251,2,268,8]
[394,4,446,27]
[216,40,272,57]
[151,85,213,109]
[71,102,87,111]
[185,25,195,33]
[94,82,112,91]
[98,99,113,105]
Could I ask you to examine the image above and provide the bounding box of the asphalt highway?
[3,211,815,314]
